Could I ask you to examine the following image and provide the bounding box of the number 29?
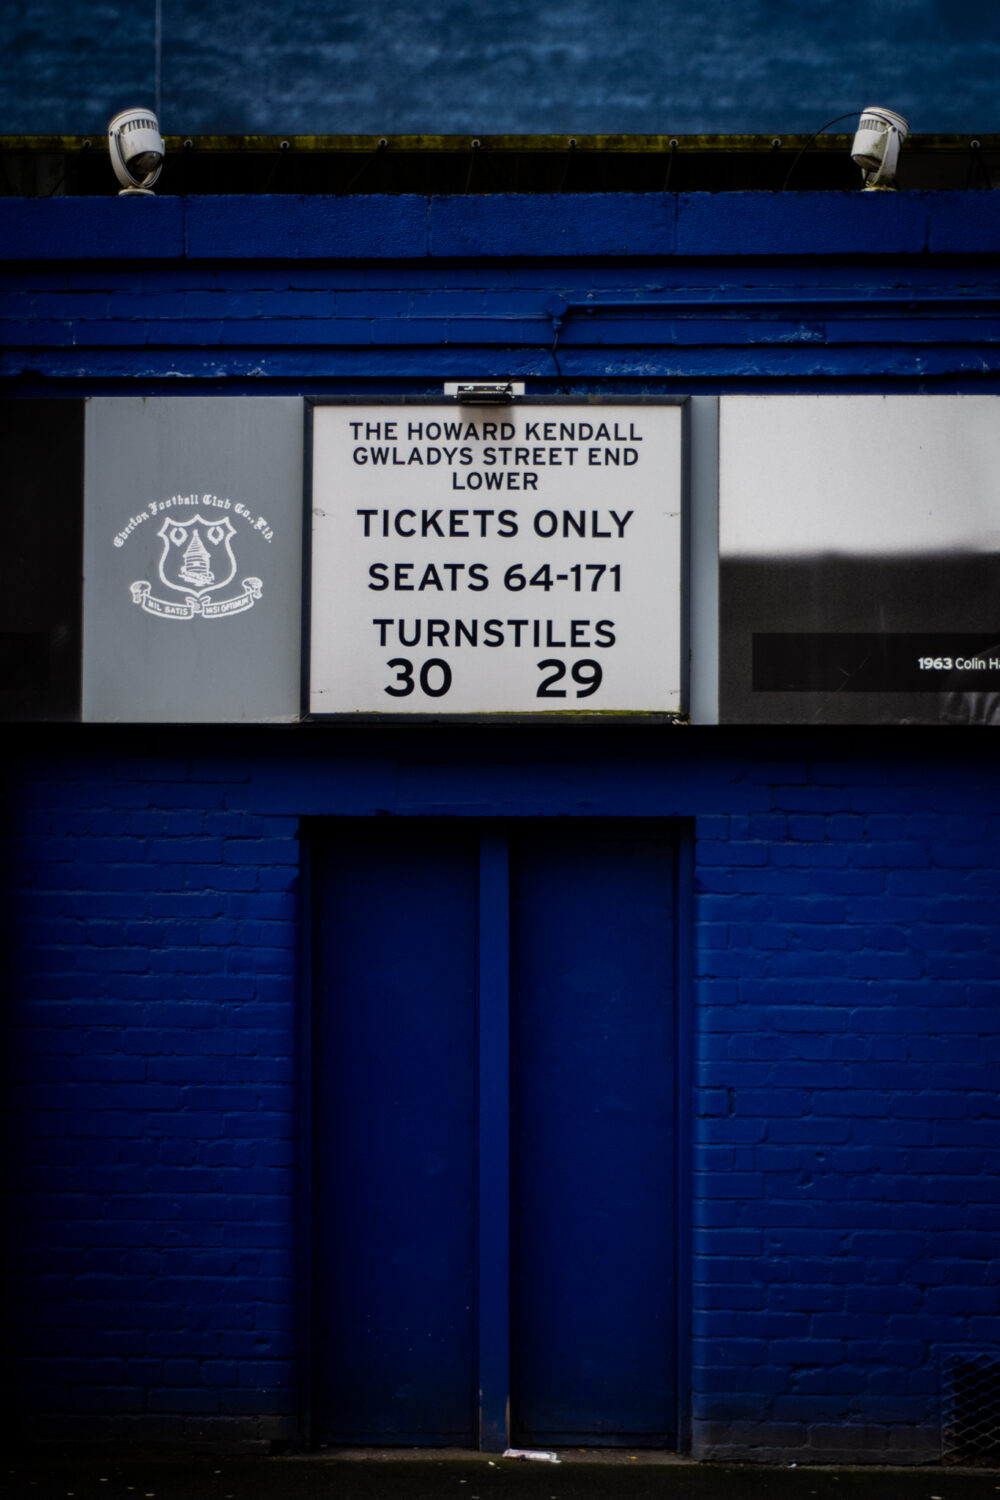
[536,659,603,698]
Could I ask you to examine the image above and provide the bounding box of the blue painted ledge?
[2,192,998,262]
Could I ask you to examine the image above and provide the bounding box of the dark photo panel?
[719,396,1000,726]
[0,399,83,721]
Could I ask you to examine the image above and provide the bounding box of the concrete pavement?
[5,1451,999,1500]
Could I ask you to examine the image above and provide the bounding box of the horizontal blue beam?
[11,376,1000,399]
[5,318,1000,357]
[7,264,1000,295]
[6,347,1000,382]
[3,192,1000,263]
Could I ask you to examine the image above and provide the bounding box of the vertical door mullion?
[478,830,511,1452]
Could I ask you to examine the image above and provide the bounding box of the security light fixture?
[108,108,165,195]
[851,107,909,190]
[444,381,525,404]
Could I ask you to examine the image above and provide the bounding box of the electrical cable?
[340,139,387,195]
[781,111,863,189]
[550,317,570,395]
[662,139,678,192]
[557,139,577,194]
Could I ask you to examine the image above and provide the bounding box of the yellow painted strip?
[2,133,996,155]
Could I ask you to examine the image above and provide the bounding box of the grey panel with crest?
[83,397,303,722]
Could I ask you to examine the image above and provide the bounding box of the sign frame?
[302,396,690,724]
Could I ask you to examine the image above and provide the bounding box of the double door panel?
[312,823,677,1447]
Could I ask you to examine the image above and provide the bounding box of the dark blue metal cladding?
[313,829,478,1443]
[511,827,677,1444]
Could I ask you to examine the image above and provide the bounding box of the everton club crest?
[130,514,263,620]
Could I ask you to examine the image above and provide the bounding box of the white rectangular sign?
[309,403,684,715]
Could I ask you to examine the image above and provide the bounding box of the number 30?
[384,658,452,697]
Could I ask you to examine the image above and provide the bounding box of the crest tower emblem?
[130,512,262,620]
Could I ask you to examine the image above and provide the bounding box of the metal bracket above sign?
[444,381,526,404]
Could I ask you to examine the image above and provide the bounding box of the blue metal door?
[312,823,678,1448]
[511,828,677,1446]
[312,830,479,1444]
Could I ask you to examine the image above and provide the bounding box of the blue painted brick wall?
[2,751,302,1449]
[3,732,999,1458]
[3,193,1000,1459]
[691,755,1000,1463]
